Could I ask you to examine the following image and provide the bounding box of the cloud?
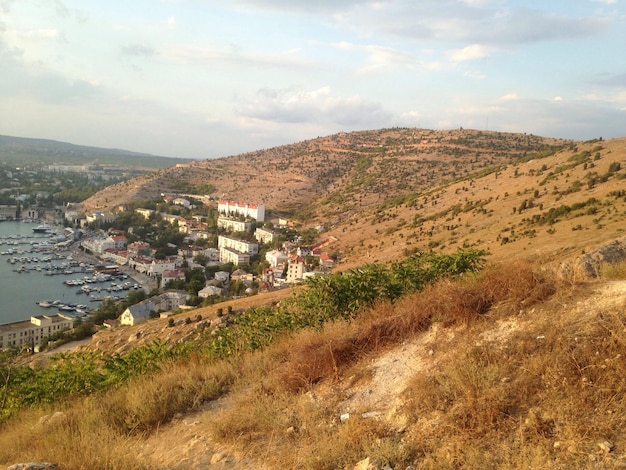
[160,43,313,70]
[329,2,611,48]
[120,44,156,57]
[499,92,519,101]
[334,41,441,73]
[447,44,491,62]
[233,0,369,13]
[234,86,392,128]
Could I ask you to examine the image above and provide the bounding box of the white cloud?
[334,41,441,73]
[499,92,519,102]
[447,44,491,62]
[234,86,392,128]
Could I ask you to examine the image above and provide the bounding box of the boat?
[37,300,52,308]
[32,223,53,233]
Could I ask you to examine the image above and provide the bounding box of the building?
[120,301,155,326]
[217,217,252,233]
[286,260,306,284]
[219,247,250,266]
[265,249,288,268]
[0,314,73,350]
[85,211,117,225]
[162,269,186,285]
[254,227,275,244]
[135,208,155,220]
[198,285,223,298]
[218,200,265,222]
[218,235,258,256]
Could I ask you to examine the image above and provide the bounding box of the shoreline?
[67,242,159,293]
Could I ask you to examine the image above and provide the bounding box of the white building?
[218,200,265,222]
[265,249,288,268]
[120,302,155,326]
[217,217,252,233]
[218,235,258,255]
[219,247,250,266]
[286,261,306,284]
[135,208,155,220]
[254,227,275,244]
[86,211,117,225]
[0,314,73,350]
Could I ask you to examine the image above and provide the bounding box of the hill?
[0,134,192,169]
[81,128,625,269]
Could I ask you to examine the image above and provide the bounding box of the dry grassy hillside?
[329,135,626,269]
[81,128,567,219]
[81,129,626,271]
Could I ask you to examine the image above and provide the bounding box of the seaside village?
[0,196,337,351]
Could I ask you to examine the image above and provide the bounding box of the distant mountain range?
[0,135,192,169]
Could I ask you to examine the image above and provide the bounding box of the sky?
[0,0,625,159]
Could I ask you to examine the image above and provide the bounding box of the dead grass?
[3,260,626,469]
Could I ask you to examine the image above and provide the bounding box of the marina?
[0,221,143,325]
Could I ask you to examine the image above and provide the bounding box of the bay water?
[0,221,96,325]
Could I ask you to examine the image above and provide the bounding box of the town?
[0,176,339,349]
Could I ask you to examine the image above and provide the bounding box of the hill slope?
[81,128,625,269]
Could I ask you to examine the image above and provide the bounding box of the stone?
[210,452,227,465]
[36,411,66,429]
[7,464,58,470]
[597,441,614,453]
[353,457,381,470]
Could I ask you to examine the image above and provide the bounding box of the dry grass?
[401,292,626,468]
[3,260,626,469]
[600,260,626,280]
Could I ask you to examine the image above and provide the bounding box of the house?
[231,268,253,282]
[135,208,155,220]
[287,260,306,284]
[153,291,189,311]
[320,253,335,270]
[198,285,224,298]
[162,269,185,285]
[265,249,288,268]
[214,271,230,283]
[119,301,155,326]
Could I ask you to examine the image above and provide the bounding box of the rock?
[7,464,58,470]
[597,441,614,453]
[353,457,381,470]
[210,452,228,464]
[36,412,66,429]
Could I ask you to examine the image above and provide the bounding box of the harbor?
[0,221,147,325]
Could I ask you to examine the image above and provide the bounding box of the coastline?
[67,241,159,293]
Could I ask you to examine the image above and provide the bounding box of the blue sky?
[1,0,624,158]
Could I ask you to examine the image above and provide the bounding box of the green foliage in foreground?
[0,249,486,422]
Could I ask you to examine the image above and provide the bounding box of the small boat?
[37,300,52,308]
[32,223,53,233]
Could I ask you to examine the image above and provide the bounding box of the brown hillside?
[82,129,625,271]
